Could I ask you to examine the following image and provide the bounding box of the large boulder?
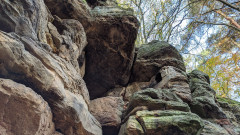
[90,96,124,135]
[44,0,139,99]
[0,31,101,135]
[84,6,139,99]
[120,110,204,135]
[0,78,55,135]
[188,70,226,119]
[136,110,203,135]
[131,40,186,82]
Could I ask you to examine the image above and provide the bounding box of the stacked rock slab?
[128,41,192,102]
[131,40,186,82]
[119,88,203,135]
[188,70,226,119]
[44,0,139,99]
[1,0,240,134]
[188,70,240,135]
[0,0,102,134]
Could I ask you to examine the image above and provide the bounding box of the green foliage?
[197,46,240,99]
[217,96,240,106]
[117,0,240,100]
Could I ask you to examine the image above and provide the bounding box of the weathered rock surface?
[0,30,101,135]
[154,66,192,102]
[124,88,190,116]
[84,6,139,99]
[118,116,144,135]
[188,70,226,119]
[1,0,240,134]
[200,120,231,135]
[45,0,139,99]
[0,78,55,135]
[131,40,186,82]
[49,16,88,75]
[0,0,48,42]
[90,96,124,135]
[216,97,240,134]
[136,110,204,135]
[44,0,92,29]
[106,82,151,102]
[120,110,204,135]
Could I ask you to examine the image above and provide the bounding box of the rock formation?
[0,0,239,135]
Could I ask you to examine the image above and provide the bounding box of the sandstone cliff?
[0,0,239,135]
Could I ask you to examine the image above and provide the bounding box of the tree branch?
[194,21,240,32]
[216,0,240,11]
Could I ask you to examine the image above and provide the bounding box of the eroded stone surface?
[0,0,48,42]
[188,70,226,119]
[44,0,92,28]
[131,40,185,83]
[0,31,101,135]
[135,110,204,135]
[125,88,190,116]
[154,66,192,102]
[0,78,55,135]
[118,116,144,135]
[84,6,139,99]
[90,96,124,135]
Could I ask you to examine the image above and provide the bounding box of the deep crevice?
[155,73,162,83]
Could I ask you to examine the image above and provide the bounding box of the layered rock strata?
[0,0,239,135]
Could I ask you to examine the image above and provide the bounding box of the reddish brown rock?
[44,0,139,99]
[0,78,55,135]
[90,96,124,135]
[0,30,101,135]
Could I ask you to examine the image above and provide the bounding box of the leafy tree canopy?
[117,0,240,100]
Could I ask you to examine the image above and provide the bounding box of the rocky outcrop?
[124,88,190,115]
[0,0,101,134]
[45,0,139,99]
[133,110,203,135]
[0,28,101,135]
[0,79,55,135]
[131,40,186,82]
[0,0,240,134]
[119,88,194,135]
[90,96,124,135]
[84,6,139,99]
[188,70,226,119]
